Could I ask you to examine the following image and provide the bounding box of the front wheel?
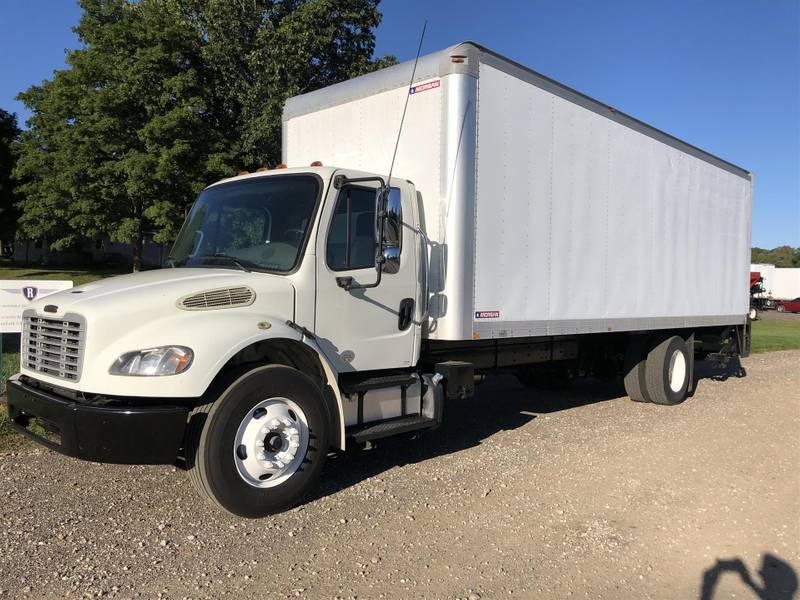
[748,306,758,321]
[187,365,330,517]
[777,305,786,313]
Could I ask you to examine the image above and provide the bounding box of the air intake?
[178,286,256,311]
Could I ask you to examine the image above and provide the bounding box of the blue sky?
[1,1,797,247]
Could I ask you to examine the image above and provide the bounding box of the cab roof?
[205,166,409,190]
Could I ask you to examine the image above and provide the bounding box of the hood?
[26,267,296,322]
[20,267,298,395]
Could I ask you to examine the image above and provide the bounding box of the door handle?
[398,298,414,331]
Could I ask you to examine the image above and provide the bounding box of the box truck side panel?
[284,77,447,243]
[284,69,481,341]
[474,62,752,338]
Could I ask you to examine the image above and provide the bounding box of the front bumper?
[5,377,189,464]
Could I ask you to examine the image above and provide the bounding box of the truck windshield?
[168,175,320,273]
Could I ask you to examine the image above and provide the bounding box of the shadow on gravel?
[700,553,798,600]
[315,357,749,501]
[314,374,625,501]
[694,356,747,386]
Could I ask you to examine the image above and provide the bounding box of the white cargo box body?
[284,42,753,341]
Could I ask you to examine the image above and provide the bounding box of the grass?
[750,319,800,353]
[0,264,127,286]
[0,335,23,451]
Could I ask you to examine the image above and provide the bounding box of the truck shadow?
[314,358,747,501]
[700,553,798,600]
[314,375,624,500]
[693,356,747,386]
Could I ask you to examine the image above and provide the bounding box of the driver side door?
[314,173,419,372]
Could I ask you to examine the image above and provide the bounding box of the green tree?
[14,0,394,272]
[187,0,396,170]
[15,0,224,271]
[0,108,20,250]
[752,246,800,268]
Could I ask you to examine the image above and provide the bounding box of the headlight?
[110,346,193,376]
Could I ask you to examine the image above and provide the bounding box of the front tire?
[748,306,758,321]
[187,365,330,517]
[645,336,691,406]
[777,305,786,313]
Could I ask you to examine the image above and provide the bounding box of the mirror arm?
[337,185,389,292]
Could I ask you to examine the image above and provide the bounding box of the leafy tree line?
[10,0,395,271]
[0,108,20,251]
[751,246,800,268]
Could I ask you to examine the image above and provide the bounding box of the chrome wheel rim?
[233,397,309,488]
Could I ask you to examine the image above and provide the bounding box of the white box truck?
[7,43,752,517]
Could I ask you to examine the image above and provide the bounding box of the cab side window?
[327,187,377,270]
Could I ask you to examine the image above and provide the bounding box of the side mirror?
[377,187,402,274]
[331,177,400,292]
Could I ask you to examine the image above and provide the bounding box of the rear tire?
[645,336,691,406]
[186,365,329,517]
[623,336,651,403]
[777,305,785,313]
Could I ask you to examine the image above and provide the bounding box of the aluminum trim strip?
[472,315,747,339]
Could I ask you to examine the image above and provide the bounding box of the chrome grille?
[22,314,85,382]
[178,286,255,310]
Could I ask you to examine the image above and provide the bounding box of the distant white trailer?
[284,42,753,341]
[751,263,800,300]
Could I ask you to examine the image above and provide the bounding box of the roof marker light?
[310,161,323,167]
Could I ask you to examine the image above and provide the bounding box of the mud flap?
[685,333,696,396]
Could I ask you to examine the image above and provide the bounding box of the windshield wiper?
[197,254,252,273]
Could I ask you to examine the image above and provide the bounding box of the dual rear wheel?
[624,335,692,405]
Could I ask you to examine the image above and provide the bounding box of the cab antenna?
[386,20,427,189]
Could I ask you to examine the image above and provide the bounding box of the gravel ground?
[757,309,800,321]
[1,351,798,600]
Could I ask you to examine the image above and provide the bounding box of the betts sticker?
[409,79,440,95]
[475,311,500,319]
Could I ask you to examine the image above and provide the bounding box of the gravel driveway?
[1,351,798,600]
